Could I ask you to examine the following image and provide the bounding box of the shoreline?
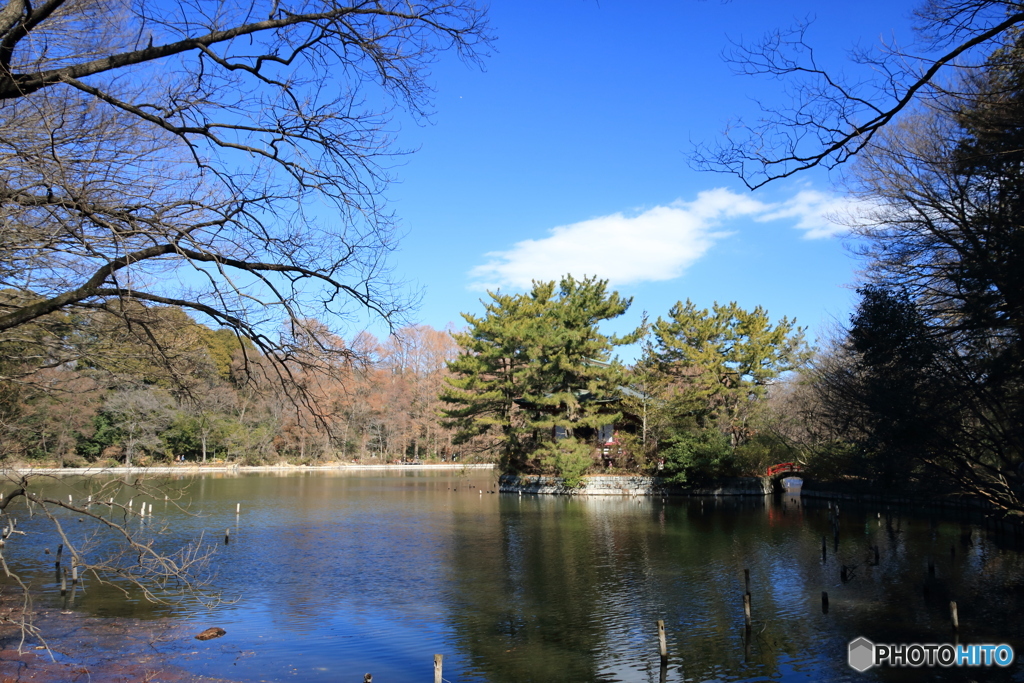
[498,473,770,496]
[1,463,496,476]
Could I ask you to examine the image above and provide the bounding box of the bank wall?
[498,474,769,496]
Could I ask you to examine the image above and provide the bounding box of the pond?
[3,468,1024,682]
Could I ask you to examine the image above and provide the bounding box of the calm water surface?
[5,469,1024,682]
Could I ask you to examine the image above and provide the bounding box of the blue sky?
[377,0,919,357]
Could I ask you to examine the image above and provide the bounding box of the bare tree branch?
[0,0,489,411]
[692,1,1024,188]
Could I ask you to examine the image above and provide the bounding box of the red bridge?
[765,462,804,478]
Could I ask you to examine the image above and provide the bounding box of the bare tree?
[102,387,175,465]
[692,0,1024,188]
[0,0,489,390]
[0,472,218,652]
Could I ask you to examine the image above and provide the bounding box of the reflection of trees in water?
[446,498,604,681]
[446,495,1024,682]
[239,474,460,630]
[445,496,796,681]
[823,506,1024,650]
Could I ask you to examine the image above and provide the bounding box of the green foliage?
[732,432,793,477]
[614,431,649,472]
[660,429,735,485]
[441,287,542,466]
[848,286,942,478]
[537,438,594,488]
[619,359,674,459]
[77,411,122,461]
[442,276,640,472]
[199,328,255,382]
[802,440,865,483]
[651,300,810,439]
[162,415,204,460]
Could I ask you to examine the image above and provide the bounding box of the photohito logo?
[848,637,875,672]
[848,638,1014,671]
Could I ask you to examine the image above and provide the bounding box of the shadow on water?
[2,471,1024,682]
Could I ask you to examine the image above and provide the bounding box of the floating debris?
[195,627,226,641]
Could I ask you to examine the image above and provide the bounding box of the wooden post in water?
[950,601,959,631]
[743,593,752,627]
[434,654,443,683]
[224,528,230,545]
[55,543,62,569]
[236,503,241,514]
[657,619,668,663]
[60,568,67,596]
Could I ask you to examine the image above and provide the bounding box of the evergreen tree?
[651,300,809,442]
[440,288,541,469]
[442,276,640,474]
[846,286,944,484]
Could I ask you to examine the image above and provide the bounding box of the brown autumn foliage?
[0,304,480,466]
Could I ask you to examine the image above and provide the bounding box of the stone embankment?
[499,474,768,496]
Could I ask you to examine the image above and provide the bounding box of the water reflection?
[447,492,1024,682]
[2,472,1023,682]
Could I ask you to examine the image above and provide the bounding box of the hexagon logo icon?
[848,637,875,672]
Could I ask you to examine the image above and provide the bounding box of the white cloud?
[755,189,858,239]
[469,187,852,290]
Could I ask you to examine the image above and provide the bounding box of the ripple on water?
[5,475,1024,683]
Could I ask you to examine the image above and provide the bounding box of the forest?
[0,284,809,480]
[440,276,808,487]
[0,302,466,467]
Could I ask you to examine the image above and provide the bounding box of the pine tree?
[440,289,540,468]
[442,276,640,474]
[651,300,808,442]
